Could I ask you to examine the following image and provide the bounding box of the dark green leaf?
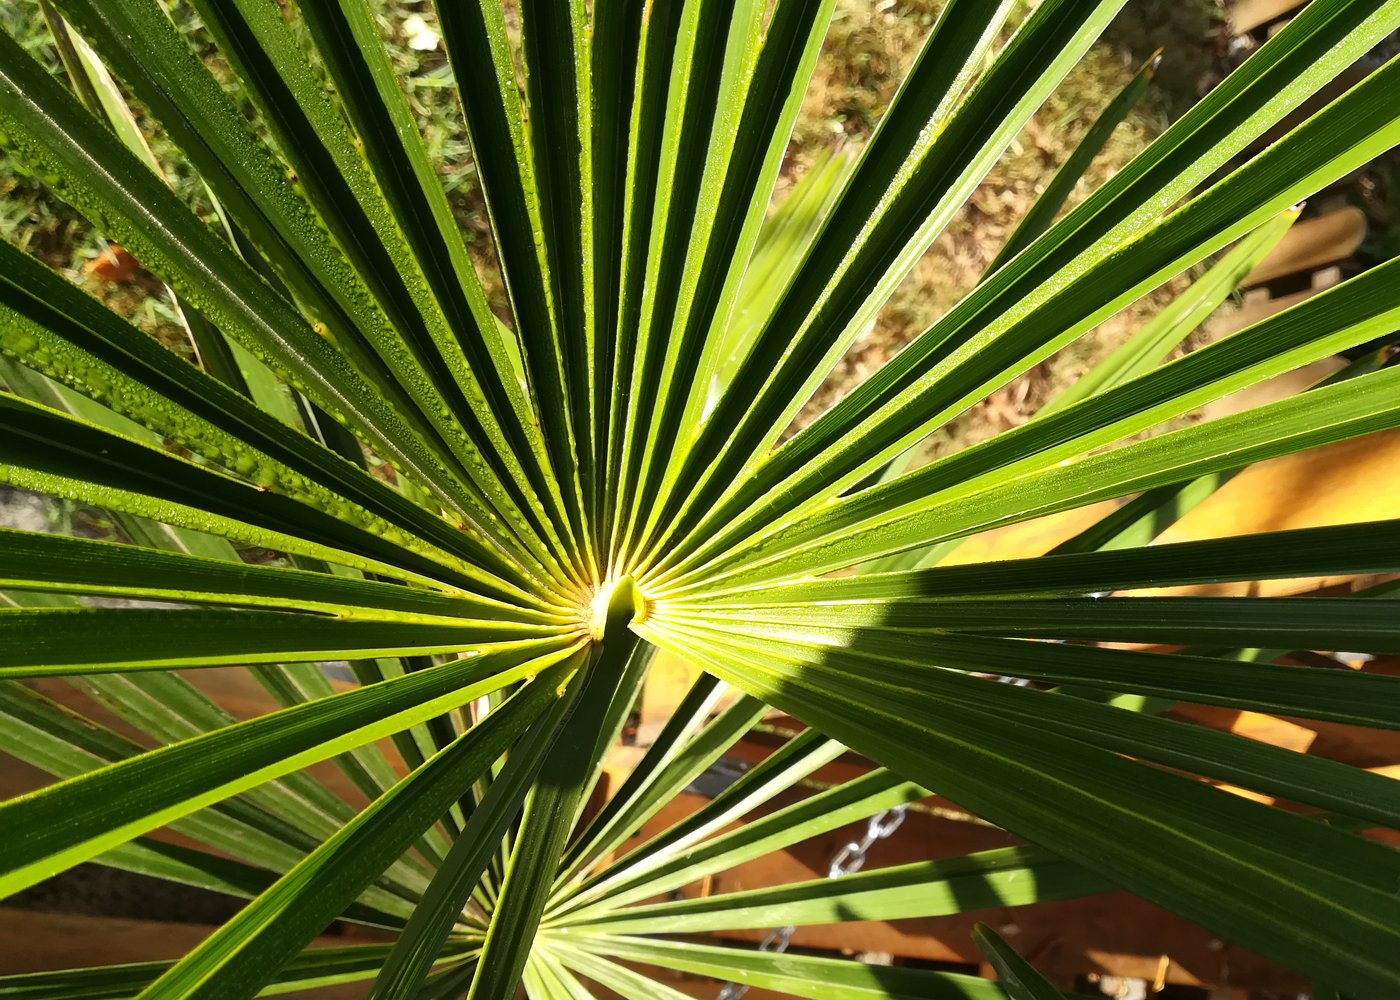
[972,923,1063,1000]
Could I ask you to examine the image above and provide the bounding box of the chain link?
[715,804,908,999]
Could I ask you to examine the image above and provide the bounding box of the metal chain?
[715,804,909,999]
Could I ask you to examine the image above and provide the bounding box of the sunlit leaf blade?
[282,0,579,582]
[8,0,1400,993]
[680,595,1400,651]
[697,517,1400,603]
[562,726,846,913]
[432,0,586,538]
[517,0,596,539]
[0,21,523,548]
[35,0,101,117]
[657,11,1400,571]
[1036,207,1298,415]
[613,0,838,568]
[554,935,1014,1000]
[1039,470,1234,556]
[467,580,642,1000]
[777,0,1400,484]
[136,660,578,1000]
[669,167,1400,586]
[642,0,1092,560]
[985,50,1159,278]
[181,0,555,515]
[555,676,766,891]
[0,239,538,594]
[59,666,437,899]
[551,766,925,924]
[97,837,403,930]
[0,527,561,624]
[533,950,598,1000]
[0,639,579,895]
[0,607,562,676]
[367,684,584,1000]
[564,845,1110,934]
[684,362,1400,588]
[703,147,856,412]
[0,680,330,882]
[542,943,696,1000]
[38,0,255,407]
[0,390,543,602]
[610,0,765,565]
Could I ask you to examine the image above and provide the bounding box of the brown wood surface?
[1238,208,1366,288]
[1231,0,1306,34]
[0,909,375,999]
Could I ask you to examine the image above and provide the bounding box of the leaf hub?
[586,574,646,643]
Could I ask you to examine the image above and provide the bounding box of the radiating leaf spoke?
[466,580,643,1000]
[0,607,564,676]
[678,595,1400,651]
[0,527,564,624]
[0,237,550,596]
[432,0,588,547]
[0,680,333,883]
[0,316,545,605]
[367,674,585,1000]
[704,1,1400,530]
[564,726,847,913]
[680,363,1400,589]
[0,943,473,1000]
[551,765,926,925]
[553,935,1013,1000]
[693,518,1400,604]
[663,620,1400,829]
[136,658,580,1000]
[0,24,529,557]
[563,845,1109,935]
[984,51,1160,278]
[0,638,580,895]
[647,625,1400,997]
[652,16,1400,578]
[642,0,1093,564]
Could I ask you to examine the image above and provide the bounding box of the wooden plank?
[1238,207,1365,288]
[934,501,1119,566]
[1203,266,1340,342]
[0,909,374,999]
[602,787,1310,992]
[1231,0,1307,34]
[635,648,741,747]
[636,649,709,748]
[1125,427,1400,596]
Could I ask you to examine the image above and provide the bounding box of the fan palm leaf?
[2,0,1400,997]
